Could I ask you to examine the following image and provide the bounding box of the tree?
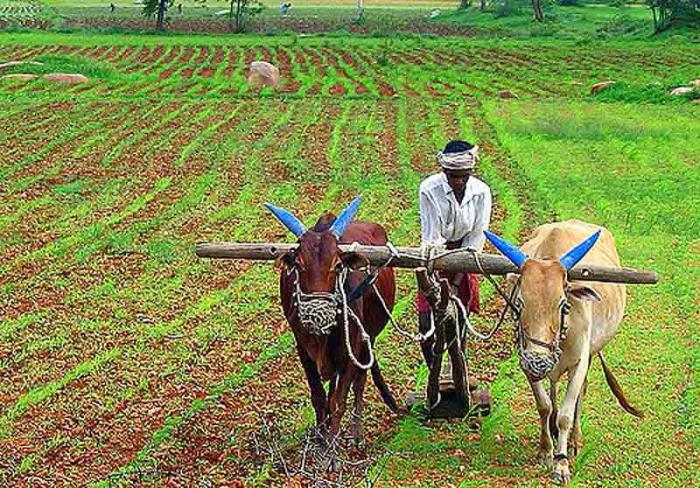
[647,0,699,31]
[228,0,264,33]
[142,0,173,30]
[532,0,544,21]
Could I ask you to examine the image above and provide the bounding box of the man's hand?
[449,272,465,295]
[420,243,447,260]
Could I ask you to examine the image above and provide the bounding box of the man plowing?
[415,139,492,417]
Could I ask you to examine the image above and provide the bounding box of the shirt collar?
[440,173,477,200]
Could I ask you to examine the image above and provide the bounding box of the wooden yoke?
[195,242,659,285]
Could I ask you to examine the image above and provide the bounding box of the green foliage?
[493,0,523,19]
[3,54,119,80]
[592,81,699,103]
[648,0,700,32]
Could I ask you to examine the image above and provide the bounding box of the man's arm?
[419,189,445,246]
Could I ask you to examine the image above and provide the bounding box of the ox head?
[484,230,603,382]
[265,197,365,294]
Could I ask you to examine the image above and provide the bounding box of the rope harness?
[289,264,375,370]
[515,292,571,382]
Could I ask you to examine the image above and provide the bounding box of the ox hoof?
[350,424,364,446]
[551,460,571,485]
[536,449,553,468]
[571,436,584,457]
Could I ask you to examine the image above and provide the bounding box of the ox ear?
[484,230,528,269]
[330,196,361,239]
[274,251,296,271]
[566,284,602,302]
[265,203,307,238]
[559,230,601,271]
[339,252,369,271]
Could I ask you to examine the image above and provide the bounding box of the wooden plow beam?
[195,242,659,285]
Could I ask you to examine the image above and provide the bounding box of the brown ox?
[485,220,642,485]
[266,197,403,445]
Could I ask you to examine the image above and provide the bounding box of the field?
[1,29,699,487]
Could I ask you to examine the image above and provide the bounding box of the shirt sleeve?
[461,187,492,251]
[419,188,445,246]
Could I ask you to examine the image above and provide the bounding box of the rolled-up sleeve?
[419,189,444,246]
[461,188,491,251]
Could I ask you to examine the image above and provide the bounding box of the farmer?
[416,140,492,372]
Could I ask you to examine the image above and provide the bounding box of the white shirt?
[419,173,492,251]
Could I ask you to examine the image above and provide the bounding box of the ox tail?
[598,352,644,418]
[371,362,407,415]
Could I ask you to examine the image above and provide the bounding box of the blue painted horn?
[559,230,601,271]
[484,230,528,268]
[264,203,307,238]
[330,196,361,238]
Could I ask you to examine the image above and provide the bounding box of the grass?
[0,26,698,487]
[435,3,656,38]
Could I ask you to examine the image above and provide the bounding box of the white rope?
[371,283,434,342]
[339,268,375,370]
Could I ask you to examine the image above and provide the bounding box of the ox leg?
[549,380,559,442]
[329,365,356,441]
[552,355,590,485]
[296,343,328,440]
[530,380,553,468]
[571,378,587,456]
[350,370,367,443]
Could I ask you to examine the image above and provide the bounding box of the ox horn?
[559,230,601,271]
[330,196,361,239]
[264,203,307,238]
[484,230,528,268]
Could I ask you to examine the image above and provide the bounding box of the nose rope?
[290,265,375,370]
[516,298,571,381]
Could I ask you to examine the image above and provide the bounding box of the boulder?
[591,80,615,94]
[669,86,693,96]
[42,73,89,84]
[2,73,38,81]
[689,79,700,88]
[498,90,518,99]
[0,60,43,71]
[247,61,280,89]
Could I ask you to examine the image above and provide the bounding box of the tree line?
[142,0,699,33]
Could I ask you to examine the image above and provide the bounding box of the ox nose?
[519,350,557,383]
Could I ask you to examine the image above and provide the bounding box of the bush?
[596,10,648,38]
[591,81,698,103]
[3,55,120,80]
[493,0,520,18]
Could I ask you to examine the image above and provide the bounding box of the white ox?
[485,220,642,485]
